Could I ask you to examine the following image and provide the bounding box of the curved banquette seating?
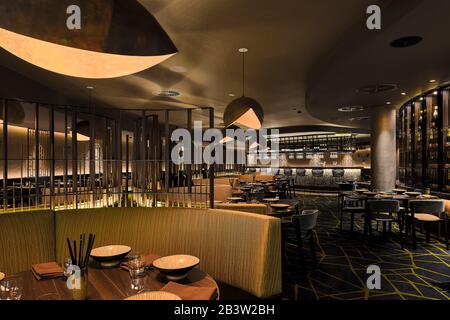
[0,207,282,299]
[215,203,270,215]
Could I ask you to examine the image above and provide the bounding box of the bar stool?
[407,200,448,250]
[295,169,306,190]
[312,169,324,189]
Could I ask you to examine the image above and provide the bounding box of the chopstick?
[67,233,96,269]
[67,238,75,263]
[73,240,77,266]
[83,234,94,269]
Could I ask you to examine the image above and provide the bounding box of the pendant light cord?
[242,52,245,96]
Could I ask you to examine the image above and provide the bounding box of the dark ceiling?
[1,0,448,132]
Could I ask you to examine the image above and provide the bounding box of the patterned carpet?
[282,195,450,300]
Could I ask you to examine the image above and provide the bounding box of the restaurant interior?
[0,0,449,302]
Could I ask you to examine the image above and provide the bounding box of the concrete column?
[370,105,397,192]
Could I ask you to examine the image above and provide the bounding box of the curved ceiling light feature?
[356,84,398,94]
[153,90,181,98]
[223,48,264,129]
[337,106,364,112]
[390,36,423,48]
[0,0,177,79]
[349,116,370,122]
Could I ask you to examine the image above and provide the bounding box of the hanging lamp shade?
[223,96,264,129]
[0,101,26,125]
[0,0,177,79]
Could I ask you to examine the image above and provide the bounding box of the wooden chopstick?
[67,238,75,263]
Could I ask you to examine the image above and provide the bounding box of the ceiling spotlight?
[338,106,364,112]
[386,102,392,105]
[86,86,94,90]
[228,93,236,97]
[0,1,177,79]
[153,90,181,97]
[429,79,437,83]
[420,97,424,101]
[349,116,370,122]
[433,91,439,95]
[401,92,406,96]
[238,48,249,53]
[170,66,187,73]
[356,84,397,94]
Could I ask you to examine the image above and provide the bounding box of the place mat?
[120,254,161,271]
[31,262,64,280]
[161,281,217,300]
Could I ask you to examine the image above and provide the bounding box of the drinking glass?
[63,257,72,277]
[70,266,88,301]
[128,254,146,279]
[0,277,23,300]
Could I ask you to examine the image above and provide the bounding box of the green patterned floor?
[282,195,450,300]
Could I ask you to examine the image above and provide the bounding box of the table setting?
[0,234,219,301]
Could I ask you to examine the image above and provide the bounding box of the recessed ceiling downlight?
[356,84,398,94]
[390,36,423,48]
[349,116,370,122]
[153,90,181,97]
[338,106,364,112]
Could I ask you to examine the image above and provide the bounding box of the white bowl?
[91,245,131,268]
[153,255,200,281]
[125,291,181,300]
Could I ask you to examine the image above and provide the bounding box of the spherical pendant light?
[223,48,264,129]
[223,96,264,129]
[0,0,177,79]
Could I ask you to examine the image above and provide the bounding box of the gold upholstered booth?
[0,207,282,299]
[0,210,55,276]
[215,203,270,215]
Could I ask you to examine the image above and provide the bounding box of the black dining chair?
[364,200,403,247]
[282,210,320,268]
[293,210,319,267]
[407,200,448,250]
[339,195,365,232]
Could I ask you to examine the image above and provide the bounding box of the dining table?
[340,191,441,240]
[9,262,219,300]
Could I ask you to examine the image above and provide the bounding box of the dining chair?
[364,200,402,247]
[289,210,320,268]
[339,195,365,232]
[408,200,448,250]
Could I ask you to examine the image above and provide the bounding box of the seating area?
[0,207,282,299]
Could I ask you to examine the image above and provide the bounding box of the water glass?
[128,254,146,279]
[63,257,72,277]
[0,277,23,300]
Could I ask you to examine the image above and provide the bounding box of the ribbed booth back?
[0,210,55,275]
[53,207,282,298]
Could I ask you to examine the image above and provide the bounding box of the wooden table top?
[14,264,219,300]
